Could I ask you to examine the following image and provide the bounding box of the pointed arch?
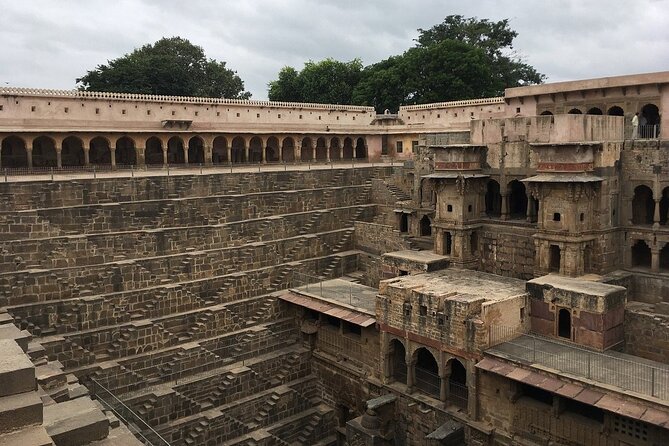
[342,137,354,159]
[61,136,84,166]
[632,185,654,225]
[90,136,111,165]
[249,136,263,163]
[167,136,184,164]
[301,137,314,161]
[281,137,295,162]
[315,137,328,161]
[187,136,205,164]
[355,137,367,159]
[414,347,439,397]
[231,136,246,163]
[266,136,280,162]
[1,135,28,168]
[32,136,57,167]
[145,137,163,165]
[329,137,341,161]
[212,136,228,164]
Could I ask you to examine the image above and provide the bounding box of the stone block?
[0,340,36,397]
[44,398,109,446]
[0,425,53,446]
[0,325,32,352]
[0,391,43,434]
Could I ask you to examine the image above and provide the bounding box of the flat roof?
[289,278,378,315]
[528,274,626,297]
[381,269,527,302]
[383,250,448,263]
[521,174,603,183]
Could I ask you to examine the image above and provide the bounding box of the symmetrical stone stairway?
[0,167,394,445]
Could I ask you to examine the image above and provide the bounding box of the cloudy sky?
[1,0,667,99]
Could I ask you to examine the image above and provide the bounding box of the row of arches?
[631,240,669,270]
[388,339,468,408]
[485,179,537,221]
[632,185,669,226]
[539,102,659,125]
[0,134,369,168]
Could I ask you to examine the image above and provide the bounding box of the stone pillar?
[439,370,450,404]
[654,199,661,229]
[652,248,660,272]
[406,359,415,394]
[526,193,533,222]
[339,145,344,160]
[244,141,249,163]
[261,144,266,164]
[136,148,145,167]
[110,148,116,169]
[55,146,62,168]
[226,146,232,163]
[204,144,212,166]
[183,146,189,164]
[296,140,302,162]
[326,143,331,162]
[83,147,90,166]
[27,148,33,168]
[501,194,509,220]
[162,148,168,166]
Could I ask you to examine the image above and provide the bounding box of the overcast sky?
[1,0,667,100]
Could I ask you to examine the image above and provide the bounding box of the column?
[501,194,509,220]
[162,147,168,166]
[183,146,189,164]
[204,145,212,166]
[654,199,661,229]
[339,145,344,160]
[526,193,534,222]
[83,147,90,166]
[326,143,331,162]
[652,248,660,272]
[244,141,249,163]
[55,146,62,168]
[226,146,232,164]
[110,148,116,169]
[296,140,302,162]
[136,147,146,167]
[406,358,415,394]
[261,143,266,163]
[439,370,450,404]
[27,148,33,168]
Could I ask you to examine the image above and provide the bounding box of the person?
[632,112,639,139]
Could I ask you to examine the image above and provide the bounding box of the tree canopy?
[268,59,363,104]
[269,16,544,112]
[77,37,251,99]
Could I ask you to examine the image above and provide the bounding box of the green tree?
[351,56,409,113]
[77,37,251,99]
[268,58,363,104]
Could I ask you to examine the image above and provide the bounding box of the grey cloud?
[0,0,667,98]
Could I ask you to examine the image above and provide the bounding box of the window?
[412,141,419,153]
[613,415,648,442]
[580,213,584,222]
[468,205,472,212]
[236,112,240,117]
[437,114,441,118]
[257,113,260,118]
[564,398,604,422]
[147,110,151,115]
[194,111,198,116]
[553,213,561,222]
[447,205,453,212]
[216,112,220,116]
[171,111,176,116]
[31,106,36,112]
[64,107,69,113]
[95,108,99,114]
[520,383,552,405]
[318,116,321,120]
[419,305,427,317]
[0,105,3,111]
[278,114,281,119]
[396,141,403,153]
[299,114,303,119]
[122,109,126,115]
[325,315,340,329]
[520,307,525,322]
[343,321,361,337]
[353,116,355,120]
[516,107,521,113]
[403,302,412,316]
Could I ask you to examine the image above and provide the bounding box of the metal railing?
[487,328,669,400]
[0,158,394,182]
[449,381,468,409]
[90,378,171,446]
[415,367,440,398]
[291,268,362,307]
[630,124,660,139]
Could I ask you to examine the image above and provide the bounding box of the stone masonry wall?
[480,224,536,280]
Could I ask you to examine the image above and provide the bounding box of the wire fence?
[487,326,669,400]
[90,378,171,446]
[291,268,362,307]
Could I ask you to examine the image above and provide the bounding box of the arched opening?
[567,108,582,115]
[640,103,660,138]
[508,180,527,219]
[399,213,408,233]
[389,339,407,384]
[558,309,572,339]
[445,232,452,255]
[549,245,561,272]
[89,137,111,165]
[414,348,439,398]
[301,137,313,162]
[61,136,84,167]
[167,137,184,164]
[145,137,163,165]
[115,136,136,166]
[281,137,295,162]
[32,136,57,167]
[485,180,502,218]
[231,136,246,163]
[315,137,328,161]
[329,138,341,161]
[0,136,28,168]
[607,106,624,116]
[248,137,263,163]
[586,107,603,115]
[355,137,366,159]
[342,138,354,159]
[660,187,669,225]
[632,185,654,225]
[420,215,431,236]
[470,231,478,255]
[187,137,205,164]
[660,245,669,271]
[539,111,553,116]
[212,136,228,164]
[448,359,468,409]
[631,240,651,268]
[265,137,280,162]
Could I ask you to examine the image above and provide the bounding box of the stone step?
[0,391,43,434]
[0,340,36,398]
[44,398,109,446]
[0,425,53,446]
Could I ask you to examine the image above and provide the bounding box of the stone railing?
[0,87,375,112]
[400,97,505,111]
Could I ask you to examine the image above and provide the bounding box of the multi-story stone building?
[0,71,668,446]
